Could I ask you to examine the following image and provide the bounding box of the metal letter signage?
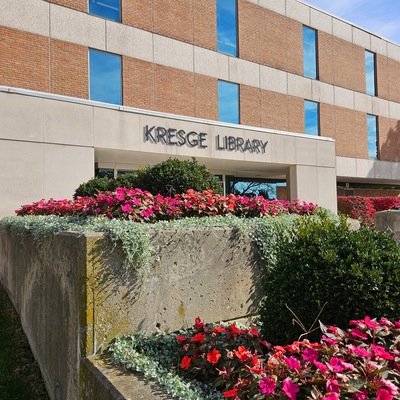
[144,125,268,154]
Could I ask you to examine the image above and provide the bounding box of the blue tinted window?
[304,100,319,136]
[89,49,121,105]
[303,26,317,79]
[89,0,120,22]
[217,0,237,56]
[218,81,239,124]
[365,50,376,96]
[367,114,378,159]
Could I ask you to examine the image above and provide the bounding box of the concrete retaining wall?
[0,225,262,399]
[375,210,400,241]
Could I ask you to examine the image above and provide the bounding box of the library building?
[2,0,400,217]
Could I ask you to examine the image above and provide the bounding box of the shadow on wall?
[86,228,264,354]
[380,120,400,162]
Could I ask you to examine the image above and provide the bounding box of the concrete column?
[289,165,337,212]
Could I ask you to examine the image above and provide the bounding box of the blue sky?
[303,0,400,45]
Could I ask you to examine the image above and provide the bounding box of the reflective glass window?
[303,26,317,79]
[218,81,239,124]
[217,0,237,56]
[89,0,120,22]
[89,49,122,105]
[365,50,376,96]
[304,100,319,136]
[367,114,378,159]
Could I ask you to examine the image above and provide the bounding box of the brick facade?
[46,0,87,13]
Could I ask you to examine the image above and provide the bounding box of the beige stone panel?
[43,144,94,199]
[374,159,394,180]
[317,167,338,212]
[336,156,357,178]
[93,107,141,150]
[0,91,44,142]
[295,137,318,166]
[210,125,246,161]
[355,158,375,179]
[0,140,43,218]
[43,99,93,146]
[0,0,50,37]
[316,140,336,167]
[242,130,272,163]
[269,134,296,164]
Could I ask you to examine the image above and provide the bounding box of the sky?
[303,0,400,45]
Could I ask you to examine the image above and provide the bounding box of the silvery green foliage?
[110,334,223,400]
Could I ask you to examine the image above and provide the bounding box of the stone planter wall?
[0,226,263,399]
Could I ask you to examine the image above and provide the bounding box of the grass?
[0,285,49,400]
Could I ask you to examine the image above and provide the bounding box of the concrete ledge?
[0,225,262,399]
[375,210,400,241]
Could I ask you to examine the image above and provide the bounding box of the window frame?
[302,25,318,80]
[216,0,238,57]
[365,50,377,96]
[88,49,122,105]
[304,100,320,136]
[218,80,240,124]
[88,0,121,22]
[367,114,379,159]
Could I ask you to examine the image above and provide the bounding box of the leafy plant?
[260,213,400,344]
[132,158,223,196]
[74,176,115,198]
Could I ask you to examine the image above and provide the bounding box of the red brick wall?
[321,105,367,158]
[122,0,153,31]
[240,85,261,127]
[46,0,87,12]
[260,90,303,133]
[376,54,389,100]
[387,59,400,104]
[123,57,154,110]
[379,117,400,162]
[154,65,195,116]
[0,27,49,92]
[50,39,88,98]
[194,0,216,50]
[238,1,302,75]
[194,75,218,120]
[318,32,365,93]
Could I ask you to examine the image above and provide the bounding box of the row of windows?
[90,1,376,97]
[89,48,379,160]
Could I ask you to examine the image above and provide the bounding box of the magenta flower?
[121,203,132,213]
[322,393,339,400]
[285,356,301,370]
[326,379,340,394]
[376,389,393,400]
[380,380,399,396]
[282,379,299,400]
[371,344,394,360]
[351,389,368,400]
[302,348,318,362]
[259,377,275,395]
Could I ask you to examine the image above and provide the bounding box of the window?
[89,49,122,105]
[218,81,239,124]
[304,100,319,136]
[365,50,376,96]
[217,0,237,56]
[303,26,317,79]
[367,114,378,159]
[89,0,120,22]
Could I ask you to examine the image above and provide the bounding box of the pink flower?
[351,328,368,340]
[371,344,394,360]
[326,379,340,394]
[376,389,393,400]
[282,379,299,400]
[322,394,339,400]
[313,360,329,373]
[259,378,276,395]
[121,203,132,213]
[302,348,319,362]
[352,389,368,400]
[285,356,301,370]
[348,345,372,358]
[380,380,399,396]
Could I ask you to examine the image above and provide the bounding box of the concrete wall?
[375,210,400,241]
[0,225,263,399]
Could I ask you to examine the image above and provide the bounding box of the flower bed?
[110,316,400,400]
[15,188,317,221]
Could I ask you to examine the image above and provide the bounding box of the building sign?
[144,125,268,154]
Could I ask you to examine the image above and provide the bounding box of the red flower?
[176,335,187,343]
[190,333,206,344]
[213,326,225,333]
[230,324,240,335]
[180,356,191,369]
[234,346,252,363]
[207,348,221,365]
[223,388,238,398]
[195,317,204,329]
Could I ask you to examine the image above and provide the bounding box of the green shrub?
[74,176,115,198]
[133,158,222,197]
[260,213,400,344]
[114,172,139,189]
